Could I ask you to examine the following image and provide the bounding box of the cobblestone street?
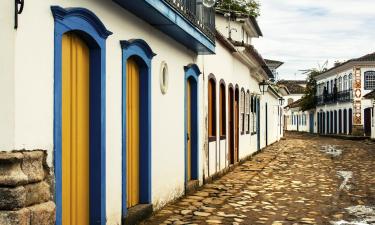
[143,133,375,225]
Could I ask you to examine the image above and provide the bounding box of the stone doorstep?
[0,201,55,225]
[185,180,200,195]
[0,181,51,210]
[123,204,153,225]
[0,150,46,186]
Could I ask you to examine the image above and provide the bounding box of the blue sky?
[253,0,375,80]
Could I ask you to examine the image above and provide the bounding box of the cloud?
[253,0,375,80]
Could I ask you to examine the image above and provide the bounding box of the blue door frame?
[121,40,156,217]
[184,64,201,184]
[51,6,112,225]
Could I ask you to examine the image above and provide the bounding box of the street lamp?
[258,80,269,95]
[202,0,216,8]
[279,97,285,106]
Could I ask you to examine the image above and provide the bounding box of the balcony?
[316,89,353,106]
[114,0,215,54]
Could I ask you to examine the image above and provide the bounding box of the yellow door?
[187,79,192,181]
[62,33,90,225]
[126,58,140,208]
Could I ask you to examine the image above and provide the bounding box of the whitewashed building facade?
[0,1,284,225]
[315,53,375,137]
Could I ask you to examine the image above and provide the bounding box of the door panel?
[228,89,234,164]
[187,79,192,181]
[126,58,140,208]
[62,33,90,225]
[234,94,239,162]
[364,108,371,136]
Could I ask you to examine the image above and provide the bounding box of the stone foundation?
[0,150,55,225]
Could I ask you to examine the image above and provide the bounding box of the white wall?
[3,1,283,224]
[0,0,15,150]
[9,0,199,223]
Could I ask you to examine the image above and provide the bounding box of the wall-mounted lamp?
[258,80,269,95]
[279,97,285,106]
[14,0,24,29]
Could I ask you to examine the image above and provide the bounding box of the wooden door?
[187,79,192,181]
[126,58,140,208]
[364,107,372,136]
[62,33,90,225]
[234,92,239,162]
[228,88,234,164]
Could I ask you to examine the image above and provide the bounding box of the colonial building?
[0,1,283,225]
[277,80,307,131]
[315,52,375,137]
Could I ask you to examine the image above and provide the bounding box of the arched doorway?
[349,108,353,134]
[364,107,372,136]
[334,110,338,134]
[339,109,342,133]
[228,85,234,164]
[52,6,112,225]
[121,39,155,216]
[185,65,200,184]
[234,86,239,162]
[343,109,348,134]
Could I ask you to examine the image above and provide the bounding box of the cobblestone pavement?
[143,133,375,225]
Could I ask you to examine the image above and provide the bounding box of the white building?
[315,53,375,137]
[277,80,307,131]
[0,1,284,225]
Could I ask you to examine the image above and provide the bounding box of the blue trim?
[114,0,215,54]
[52,6,111,225]
[184,64,201,184]
[121,39,155,217]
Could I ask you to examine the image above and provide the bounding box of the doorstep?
[122,204,153,225]
[185,179,199,195]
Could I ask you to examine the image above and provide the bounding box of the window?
[343,75,348,91]
[338,77,342,92]
[245,91,250,133]
[208,78,216,139]
[219,83,226,137]
[348,73,353,90]
[240,89,245,134]
[330,80,334,93]
[364,71,375,90]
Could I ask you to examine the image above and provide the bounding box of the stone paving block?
[24,181,51,206]
[28,201,55,225]
[0,152,28,186]
[0,186,26,210]
[0,208,30,225]
[21,151,45,183]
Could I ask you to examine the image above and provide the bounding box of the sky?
[252,0,375,80]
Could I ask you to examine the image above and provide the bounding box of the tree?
[215,0,260,18]
[299,70,318,111]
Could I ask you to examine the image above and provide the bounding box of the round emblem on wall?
[160,61,169,95]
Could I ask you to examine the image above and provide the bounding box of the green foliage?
[300,70,319,111]
[216,0,260,17]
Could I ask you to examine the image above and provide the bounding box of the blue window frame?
[51,6,112,225]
